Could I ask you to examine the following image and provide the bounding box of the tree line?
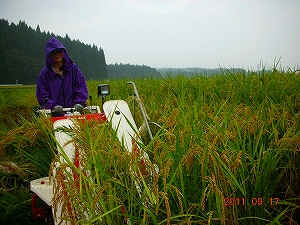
[107,63,161,79]
[0,19,164,85]
[0,19,108,84]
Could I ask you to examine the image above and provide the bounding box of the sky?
[0,0,299,70]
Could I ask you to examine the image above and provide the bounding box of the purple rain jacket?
[36,37,88,109]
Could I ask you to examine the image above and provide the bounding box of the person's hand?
[74,104,83,112]
[53,105,63,113]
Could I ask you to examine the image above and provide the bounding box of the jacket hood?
[45,37,72,67]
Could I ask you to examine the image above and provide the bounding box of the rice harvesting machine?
[30,81,157,224]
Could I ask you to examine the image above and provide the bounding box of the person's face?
[51,50,63,63]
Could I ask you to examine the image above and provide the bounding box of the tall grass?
[0,87,37,133]
[0,69,300,224]
[0,115,55,225]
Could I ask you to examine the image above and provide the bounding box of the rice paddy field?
[0,69,299,224]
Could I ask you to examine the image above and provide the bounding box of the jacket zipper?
[61,76,66,107]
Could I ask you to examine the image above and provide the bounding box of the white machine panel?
[103,100,139,153]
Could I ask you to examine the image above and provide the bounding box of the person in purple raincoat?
[36,37,88,109]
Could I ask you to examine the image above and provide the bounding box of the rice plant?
[0,68,300,224]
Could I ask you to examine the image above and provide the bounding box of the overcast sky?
[0,0,299,70]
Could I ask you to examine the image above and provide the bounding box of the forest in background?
[0,19,252,85]
[158,67,247,77]
[0,19,163,85]
[0,19,108,84]
[107,63,161,78]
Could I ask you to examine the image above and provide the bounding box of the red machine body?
[49,112,107,123]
